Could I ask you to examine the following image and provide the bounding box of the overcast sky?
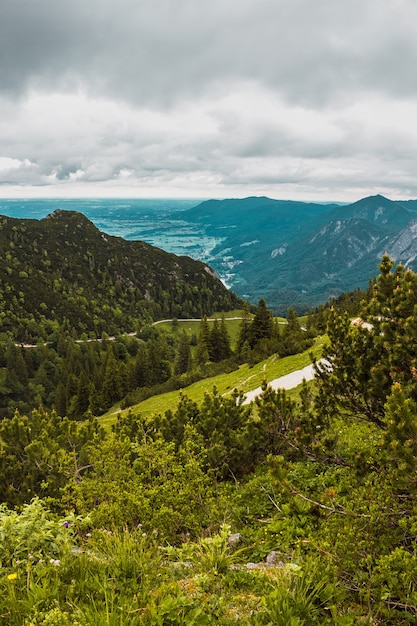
[1,0,417,202]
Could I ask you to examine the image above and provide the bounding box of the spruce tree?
[55,381,67,417]
[281,307,308,356]
[100,349,122,409]
[208,318,221,361]
[196,315,210,365]
[5,345,28,393]
[131,345,148,388]
[237,301,252,354]
[74,369,90,418]
[174,331,192,375]
[248,298,274,348]
[382,382,417,480]
[219,314,232,360]
[145,338,172,386]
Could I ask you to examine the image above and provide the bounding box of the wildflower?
[7,572,17,580]
[142,532,147,538]
[63,521,70,528]
[49,559,61,566]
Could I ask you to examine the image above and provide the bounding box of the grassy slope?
[100,334,326,428]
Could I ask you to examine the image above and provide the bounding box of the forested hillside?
[0,209,240,342]
[0,296,312,419]
[2,256,417,623]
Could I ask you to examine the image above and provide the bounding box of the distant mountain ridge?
[182,194,417,313]
[3,195,416,322]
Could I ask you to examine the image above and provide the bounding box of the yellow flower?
[7,572,17,580]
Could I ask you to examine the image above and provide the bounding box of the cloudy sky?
[1,0,417,201]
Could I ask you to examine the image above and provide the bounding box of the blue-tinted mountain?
[182,194,417,313]
[324,194,412,226]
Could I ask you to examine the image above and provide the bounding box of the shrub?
[0,498,76,569]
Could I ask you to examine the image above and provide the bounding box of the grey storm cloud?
[1,0,417,199]
[2,0,417,107]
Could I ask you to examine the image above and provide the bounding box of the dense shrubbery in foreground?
[0,499,350,625]
[3,256,417,623]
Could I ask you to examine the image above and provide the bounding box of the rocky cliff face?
[384,220,417,266]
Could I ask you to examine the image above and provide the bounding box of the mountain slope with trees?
[0,209,241,342]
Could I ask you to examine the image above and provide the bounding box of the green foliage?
[0,520,166,626]
[259,560,341,625]
[0,498,75,569]
[315,309,387,427]
[252,383,325,462]
[316,255,417,431]
[382,383,417,479]
[154,386,254,479]
[174,524,243,576]
[175,331,193,375]
[236,299,277,363]
[280,307,313,357]
[70,432,214,541]
[32,607,84,626]
[194,314,233,365]
[0,407,104,507]
[140,583,215,625]
[371,547,417,620]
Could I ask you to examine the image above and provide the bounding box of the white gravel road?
[242,363,318,404]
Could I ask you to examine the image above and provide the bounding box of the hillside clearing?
[99,335,326,428]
